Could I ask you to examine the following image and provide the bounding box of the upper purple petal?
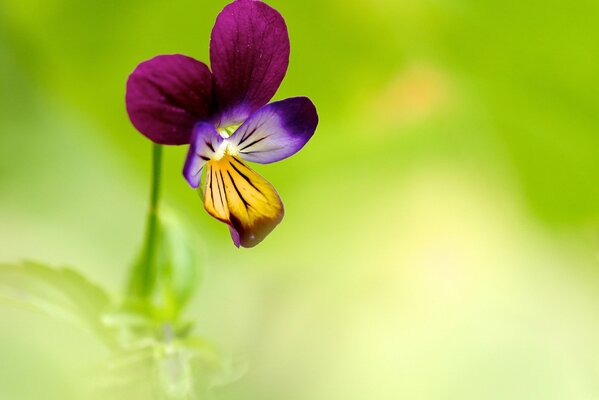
[230,97,318,164]
[183,122,224,188]
[210,0,290,126]
[126,54,214,145]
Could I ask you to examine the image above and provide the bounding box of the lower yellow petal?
[203,154,284,247]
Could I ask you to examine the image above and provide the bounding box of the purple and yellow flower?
[125,0,318,248]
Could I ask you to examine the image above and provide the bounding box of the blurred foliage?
[0,261,111,340]
[0,258,230,400]
[0,217,227,399]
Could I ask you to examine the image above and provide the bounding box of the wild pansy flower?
[126,0,318,248]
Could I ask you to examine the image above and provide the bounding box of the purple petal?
[228,226,241,248]
[183,122,223,188]
[230,97,318,164]
[210,0,290,126]
[126,54,214,145]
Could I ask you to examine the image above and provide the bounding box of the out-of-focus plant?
[0,0,317,398]
[0,150,229,399]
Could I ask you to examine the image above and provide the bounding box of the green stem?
[143,144,163,293]
[149,143,163,215]
[128,143,163,298]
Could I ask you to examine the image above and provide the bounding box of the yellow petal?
[203,154,284,247]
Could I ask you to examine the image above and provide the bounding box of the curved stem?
[127,143,163,299]
[142,144,163,294]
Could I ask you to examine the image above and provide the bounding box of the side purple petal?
[183,122,223,188]
[230,97,318,164]
[210,0,290,126]
[126,54,214,145]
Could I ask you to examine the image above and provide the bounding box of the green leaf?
[0,261,112,338]
[157,212,203,310]
[126,210,203,320]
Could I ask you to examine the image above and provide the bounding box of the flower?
[126,0,318,248]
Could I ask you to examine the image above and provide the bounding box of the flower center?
[213,140,239,161]
[212,124,241,161]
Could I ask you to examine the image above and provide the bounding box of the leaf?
[157,211,203,310]
[0,261,112,339]
[126,210,203,320]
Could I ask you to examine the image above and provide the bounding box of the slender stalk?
[149,143,163,215]
[143,144,163,293]
[128,143,163,298]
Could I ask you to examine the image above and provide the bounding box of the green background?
[2,0,599,398]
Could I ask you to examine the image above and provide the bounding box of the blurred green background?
[2,0,599,399]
